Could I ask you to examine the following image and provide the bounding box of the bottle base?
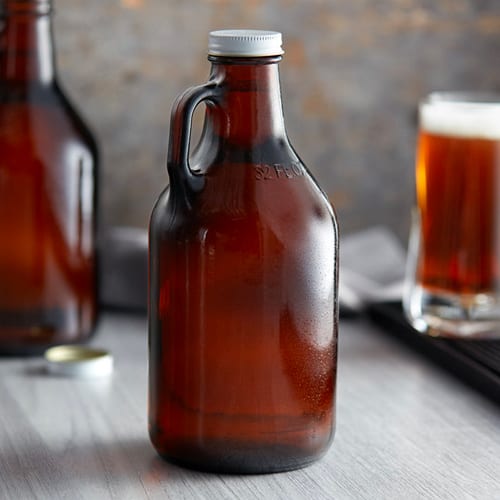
[0,315,99,357]
[154,439,327,474]
[404,285,500,339]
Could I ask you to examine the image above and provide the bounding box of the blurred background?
[55,0,500,242]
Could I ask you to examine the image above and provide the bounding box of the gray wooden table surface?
[1,313,499,500]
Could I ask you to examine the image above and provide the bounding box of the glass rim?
[419,91,500,139]
[423,91,500,107]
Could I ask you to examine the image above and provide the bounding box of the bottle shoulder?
[150,165,336,239]
[191,134,300,171]
[0,82,98,158]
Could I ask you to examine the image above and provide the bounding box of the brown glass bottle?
[149,31,338,473]
[0,0,98,354]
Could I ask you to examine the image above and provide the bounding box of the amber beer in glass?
[404,93,500,338]
[0,0,99,353]
[149,30,338,473]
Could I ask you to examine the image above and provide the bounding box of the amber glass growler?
[149,30,338,473]
[0,0,99,354]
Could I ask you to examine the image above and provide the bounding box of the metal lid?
[208,30,284,57]
[45,345,113,378]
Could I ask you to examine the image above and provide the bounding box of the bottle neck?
[207,56,286,145]
[0,0,56,85]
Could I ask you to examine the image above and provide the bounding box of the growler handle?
[167,81,219,195]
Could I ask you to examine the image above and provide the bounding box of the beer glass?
[404,92,500,339]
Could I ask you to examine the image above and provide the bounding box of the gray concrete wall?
[55,0,500,240]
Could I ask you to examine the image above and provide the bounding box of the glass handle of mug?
[403,207,422,320]
[167,81,219,196]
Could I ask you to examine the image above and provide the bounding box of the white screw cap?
[208,30,284,57]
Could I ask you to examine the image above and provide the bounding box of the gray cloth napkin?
[100,227,148,311]
[339,226,406,313]
[100,225,406,314]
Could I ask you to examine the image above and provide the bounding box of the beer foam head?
[420,93,500,140]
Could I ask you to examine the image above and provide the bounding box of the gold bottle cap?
[44,345,113,378]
